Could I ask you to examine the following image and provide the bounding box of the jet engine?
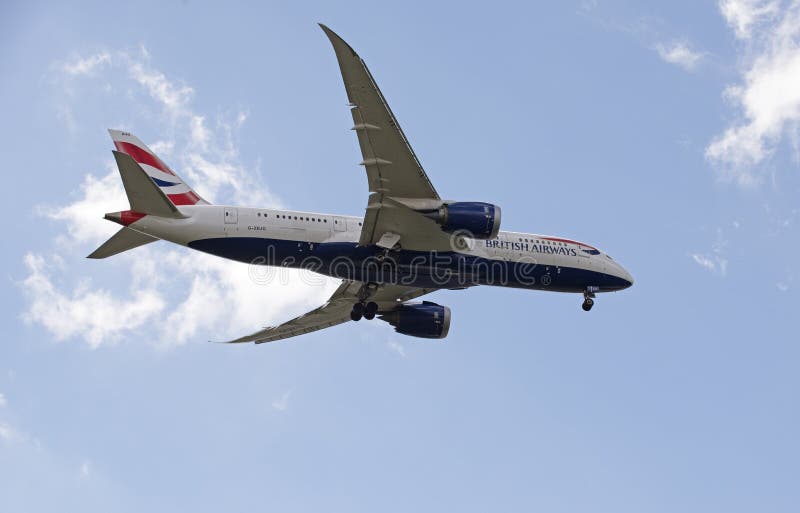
[422,201,501,239]
[378,301,451,339]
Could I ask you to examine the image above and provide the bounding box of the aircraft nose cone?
[620,268,634,289]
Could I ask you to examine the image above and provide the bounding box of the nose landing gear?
[582,287,598,311]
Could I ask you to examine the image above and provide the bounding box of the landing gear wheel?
[363,301,378,320]
[350,302,365,321]
[582,287,597,312]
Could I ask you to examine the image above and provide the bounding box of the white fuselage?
[125,205,634,294]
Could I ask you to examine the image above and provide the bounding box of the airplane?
[89,24,633,344]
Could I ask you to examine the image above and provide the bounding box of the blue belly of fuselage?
[188,237,629,292]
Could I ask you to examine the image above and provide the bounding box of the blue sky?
[2,0,799,511]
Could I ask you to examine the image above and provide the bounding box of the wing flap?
[359,195,455,250]
[224,299,353,344]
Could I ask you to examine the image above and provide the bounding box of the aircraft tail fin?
[112,150,183,218]
[87,227,158,259]
[108,129,208,207]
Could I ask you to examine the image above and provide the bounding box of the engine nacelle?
[379,301,451,339]
[425,202,501,239]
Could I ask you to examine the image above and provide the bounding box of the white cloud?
[578,8,708,73]
[0,421,22,444]
[776,269,794,291]
[21,253,166,348]
[719,0,780,39]
[148,139,175,157]
[126,56,194,118]
[0,392,6,407]
[61,51,111,76]
[271,389,292,411]
[692,254,712,271]
[79,460,91,478]
[38,168,126,246]
[690,228,729,276]
[707,1,800,184]
[656,41,705,70]
[578,0,598,15]
[20,48,339,349]
[387,339,407,358]
[690,253,726,275]
[159,250,338,347]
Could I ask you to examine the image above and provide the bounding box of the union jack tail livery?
[108,129,207,207]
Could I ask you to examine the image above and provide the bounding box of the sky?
[1,0,799,511]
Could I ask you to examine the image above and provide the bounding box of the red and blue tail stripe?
[108,129,209,207]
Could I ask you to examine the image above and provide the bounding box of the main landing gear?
[350,282,380,321]
[582,287,598,312]
[350,301,378,321]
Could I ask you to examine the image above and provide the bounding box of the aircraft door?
[224,207,238,224]
[224,207,238,235]
[333,216,346,232]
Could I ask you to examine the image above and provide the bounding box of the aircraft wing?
[221,281,439,344]
[320,25,454,251]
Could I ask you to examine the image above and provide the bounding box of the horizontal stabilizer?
[113,150,182,218]
[87,227,157,259]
